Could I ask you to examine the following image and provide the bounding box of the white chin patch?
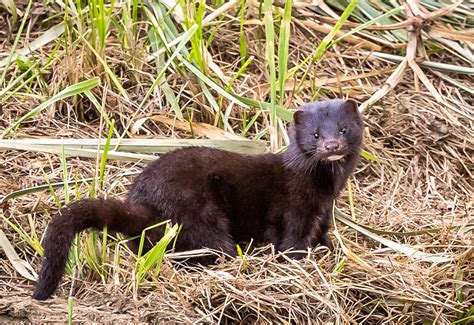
[326,155,345,161]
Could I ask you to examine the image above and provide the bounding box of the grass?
[1,77,101,137]
[0,0,473,323]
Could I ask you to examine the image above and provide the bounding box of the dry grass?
[0,1,473,323]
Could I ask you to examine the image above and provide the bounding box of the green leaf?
[2,77,101,138]
[139,24,199,109]
[135,222,179,283]
[179,57,249,109]
[360,149,381,163]
[67,296,74,325]
[99,120,115,189]
[233,95,293,121]
[0,0,33,87]
[278,0,292,105]
[1,0,17,25]
[330,5,404,46]
[0,138,266,159]
[0,23,65,68]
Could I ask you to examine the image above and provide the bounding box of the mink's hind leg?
[173,203,236,266]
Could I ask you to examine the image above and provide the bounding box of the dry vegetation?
[0,0,473,323]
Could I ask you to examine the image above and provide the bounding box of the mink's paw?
[320,235,334,250]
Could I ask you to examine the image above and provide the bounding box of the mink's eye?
[339,128,347,135]
[313,133,319,139]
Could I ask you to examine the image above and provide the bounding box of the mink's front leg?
[277,212,313,259]
[278,212,331,258]
[317,213,334,250]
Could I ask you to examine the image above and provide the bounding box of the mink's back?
[127,147,286,242]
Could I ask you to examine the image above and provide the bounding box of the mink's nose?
[325,141,340,152]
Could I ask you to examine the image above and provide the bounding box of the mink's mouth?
[311,151,347,162]
[317,147,349,162]
[325,154,345,161]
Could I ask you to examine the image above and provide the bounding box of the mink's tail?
[32,198,155,300]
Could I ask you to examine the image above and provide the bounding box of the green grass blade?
[289,0,359,84]
[60,145,70,204]
[0,43,66,105]
[1,0,17,25]
[0,23,65,69]
[241,111,261,137]
[1,215,43,256]
[262,0,277,149]
[0,138,266,158]
[356,0,406,42]
[67,296,73,324]
[0,0,33,86]
[41,167,62,208]
[139,24,199,109]
[313,0,360,63]
[360,149,380,163]
[101,226,108,267]
[278,0,292,106]
[99,120,115,189]
[76,31,129,100]
[146,24,183,119]
[179,57,248,109]
[1,77,100,138]
[218,56,254,112]
[0,178,97,204]
[239,0,247,66]
[330,5,404,46]
[233,95,293,121]
[136,224,179,283]
[83,230,104,281]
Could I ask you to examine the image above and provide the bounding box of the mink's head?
[289,99,363,163]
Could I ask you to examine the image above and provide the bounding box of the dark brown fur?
[32,99,363,300]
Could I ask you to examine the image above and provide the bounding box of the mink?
[32,99,364,300]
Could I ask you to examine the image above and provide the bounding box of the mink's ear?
[342,99,359,115]
[293,110,305,125]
